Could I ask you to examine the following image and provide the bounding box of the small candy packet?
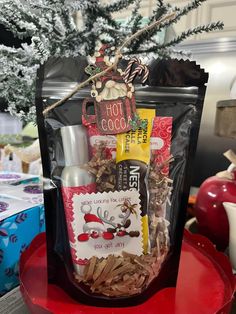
[116,108,155,252]
[86,124,116,160]
[150,117,173,176]
[148,117,173,248]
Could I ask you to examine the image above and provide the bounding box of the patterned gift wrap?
[0,171,39,185]
[0,196,45,295]
[0,182,43,205]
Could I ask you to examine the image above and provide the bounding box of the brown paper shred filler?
[74,143,171,297]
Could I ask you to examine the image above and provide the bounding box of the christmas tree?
[0,0,223,122]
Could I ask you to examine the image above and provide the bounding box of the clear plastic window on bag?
[36,56,208,306]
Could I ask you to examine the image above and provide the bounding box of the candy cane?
[127,63,149,84]
[134,63,149,83]
[123,57,139,83]
[141,65,149,83]
[123,57,149,84]
[127,64,144,83]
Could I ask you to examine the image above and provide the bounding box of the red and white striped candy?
[123,57,149,84]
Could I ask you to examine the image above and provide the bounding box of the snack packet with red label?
[86,124,116,160]
[150,117,172,176]
[149,117,173,248]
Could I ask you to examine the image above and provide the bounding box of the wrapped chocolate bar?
[35,49,208,306]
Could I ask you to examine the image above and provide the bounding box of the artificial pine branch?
[160,22,224,49]
[129,0,217,55]
[130,0,142,33]
[116,0,142,44]
[0,2,41,39]
[158,48,191,59]
[131,14,143,35]
[136,21,224,54]
[105,0,137,13]
[81,3,122,55]
[128,1,170,53]
[0,0,87,121]
[42,12,176,115]
[159,0,207,30]
[96,7,120,29]
[131,0,142,17]
[151,0,171,20]
[0,0,224,122]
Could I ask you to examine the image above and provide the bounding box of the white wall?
[100,0,236,40]
[197,50,236,175]
[166,0,236,40]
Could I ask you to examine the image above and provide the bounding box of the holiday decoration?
[123,57,149,84]
[73,191,143,260]
[36,52,209,304]
[83,45,144,134]
[195,150,236,251]
[42,12,177,116]
[0,194,44,295]
[0,0,223,122]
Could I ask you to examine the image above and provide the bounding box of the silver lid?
[61,125,89,166]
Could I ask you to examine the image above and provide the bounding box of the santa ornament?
[77,204,105,241]
[83,214,105,234]
[82,44,149,135]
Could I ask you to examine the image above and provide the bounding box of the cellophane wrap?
[35,57,208,306]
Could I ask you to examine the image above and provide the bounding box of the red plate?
[19,230,235,314]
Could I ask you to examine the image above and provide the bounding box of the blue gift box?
[0,195,45,296]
